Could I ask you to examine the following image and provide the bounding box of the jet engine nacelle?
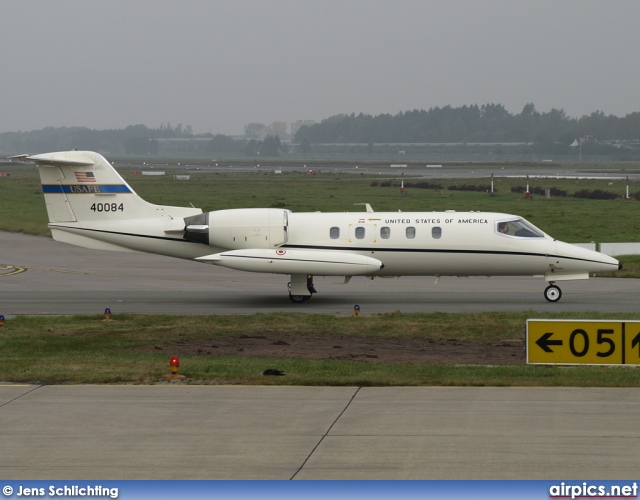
[184,208,289,250]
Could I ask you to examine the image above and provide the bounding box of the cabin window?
[355,226,365,239]
[380,227,391,239]
[432,227,442,239]
[406,227,416,239]
[496,218,544,238]
[330,227,340,239]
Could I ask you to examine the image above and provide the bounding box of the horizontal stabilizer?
[25,152,95,167]
[197,248,384,276]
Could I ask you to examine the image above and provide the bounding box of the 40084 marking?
[0,264,27,277]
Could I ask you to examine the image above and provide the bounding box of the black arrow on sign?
[536,332,563,353]
[632,332,640,355]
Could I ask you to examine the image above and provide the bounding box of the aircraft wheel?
[544,284,562,303]
[289,294,311,304]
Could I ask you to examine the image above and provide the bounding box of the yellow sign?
[527,320,640,365]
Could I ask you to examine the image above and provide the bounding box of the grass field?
[2,160,640,243]
[2,312,640,386]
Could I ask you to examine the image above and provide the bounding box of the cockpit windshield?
[496,218,545,238]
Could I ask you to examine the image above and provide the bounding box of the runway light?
[354,304,360,316]
[169,356,180,375]
[0,315,4,326]
[104,308,111,320]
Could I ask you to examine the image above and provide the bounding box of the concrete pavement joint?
[0,384,43,408]
[290,386,361,480]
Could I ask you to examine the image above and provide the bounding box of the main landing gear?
[544,282,562,302]
[288,274,316,304]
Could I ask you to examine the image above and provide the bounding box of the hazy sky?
[1,0,639,135]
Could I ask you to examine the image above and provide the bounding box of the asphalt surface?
[2,384,639,480]
[2,231,640,480]
[1,231,638,315]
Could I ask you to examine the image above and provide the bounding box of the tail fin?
[27,151,199,223]
[24,151,202,252]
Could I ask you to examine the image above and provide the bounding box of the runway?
[1,231,639,315]
[135,160,640,181]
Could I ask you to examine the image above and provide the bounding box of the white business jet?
[17,150,620,303]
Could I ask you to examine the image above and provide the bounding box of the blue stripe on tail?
[42,185,133,194]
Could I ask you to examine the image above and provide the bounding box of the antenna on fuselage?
[354,203,374,213]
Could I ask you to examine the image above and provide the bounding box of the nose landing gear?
[544,283,562,302]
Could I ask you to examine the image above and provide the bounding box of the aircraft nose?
[619,262,623,271]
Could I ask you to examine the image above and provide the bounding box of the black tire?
[289,294,311,304]
[544,285,562,302]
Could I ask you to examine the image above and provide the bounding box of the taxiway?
[1,231,638,315]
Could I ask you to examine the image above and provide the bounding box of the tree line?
[293,103,640,146]
[1,103,639,157]
[0,123,198,156]
[0,123,286,157]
